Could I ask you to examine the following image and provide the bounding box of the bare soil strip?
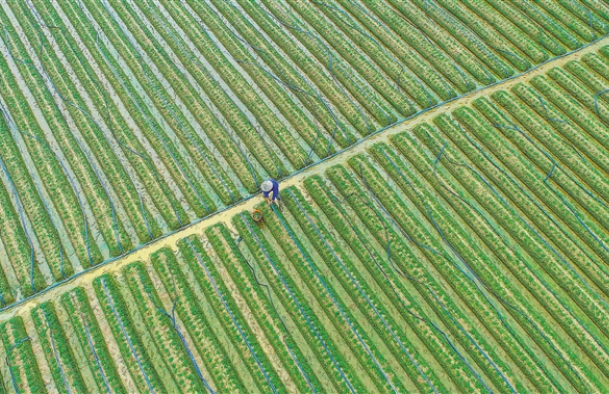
[1,35,608,323]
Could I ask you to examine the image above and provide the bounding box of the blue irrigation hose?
[338,186,494,393]
[240,213,356,394]
[271,201,398,393]
[4,28,94,269]
[5,337,30,394]
[259,2,377,133]
[140,1,243,202]
[101,277,155,393]
[31,5,155,240]
[108,0,237,207]
[21,13,125,255]
[427,128,608,380]
[100,0,211,216]
[235,240,318,394]
[68,291,112,394]
[287,188,437,394]
[184,238,277,394]
[362,155,518,393]
[141,282,216,394]
[324,187,491,392]
[218,1,346,155]
[357,162,512,392]
[42,311,72,394]
[487,103,609,305]
[77,0,185,228]
[235,234,316,390]
[424,141,586,390]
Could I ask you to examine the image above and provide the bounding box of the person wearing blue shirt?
[261,179,281,206]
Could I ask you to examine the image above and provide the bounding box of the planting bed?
[0,0,607,304]
[1,1,609,393]
[2,37,609,392]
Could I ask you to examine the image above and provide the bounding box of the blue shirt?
[262,179,280,201]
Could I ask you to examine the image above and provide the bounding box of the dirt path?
[0,35,608,324]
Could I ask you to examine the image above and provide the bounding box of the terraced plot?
[2,39,609,392]
[0,0,608,307]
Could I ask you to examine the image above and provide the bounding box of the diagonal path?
[1,35,609,322]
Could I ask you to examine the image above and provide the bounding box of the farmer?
[261,179,281,206]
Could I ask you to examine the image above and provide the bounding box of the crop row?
[0,0,606,307]
[3,98,609,392]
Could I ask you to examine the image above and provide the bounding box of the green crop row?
[58,0,190,231]
[95,0,260,197]
[6,1,132,259]
[32,0,164,243]
[150,247,245,392]
[131,0,283,185]
[31,302,88,393]
[232,211,363,393]
[93,274,167,393]
[122,261,207,392]
[303,175,485,393]
[177,235,286,393]
[384,132,582,392]
[175,1,312,168]
[78,0,212,220]
[206,224,323,393]
[283,186,441,393]
[60,287,127,394]
[0,317,45,393]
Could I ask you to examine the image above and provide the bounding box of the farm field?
[0,0,608,307]
[2,33,609,392]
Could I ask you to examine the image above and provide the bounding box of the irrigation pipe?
[138,0,242,202]
[184,238,278,394]
[5,337,30,394]
[259,1,380,132]
[342,181,493,392]
[271,201,399,393]
[220,1,344,158]
[431,138,609,365]
[141,274,216,394]
[381,144,581,388]
[22,4,125,255]
[324,187,490,392]
[235,239,318,394]
[101,277,155,394]
[76,0,186,228]
[424,127,604,384]
[286,188,436,394]
[240,212,355,394]
[42,312,72,394]
[487,101,609,304]
[100,0,211,216]
[68,292,112,394]
[356,163,513,393]
[1,29,607,315]
[424,141,587,390]
[27,0,155,240]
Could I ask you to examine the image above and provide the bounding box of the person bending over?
[261,179,281,207]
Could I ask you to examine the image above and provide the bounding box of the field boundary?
[2,34,609,321]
